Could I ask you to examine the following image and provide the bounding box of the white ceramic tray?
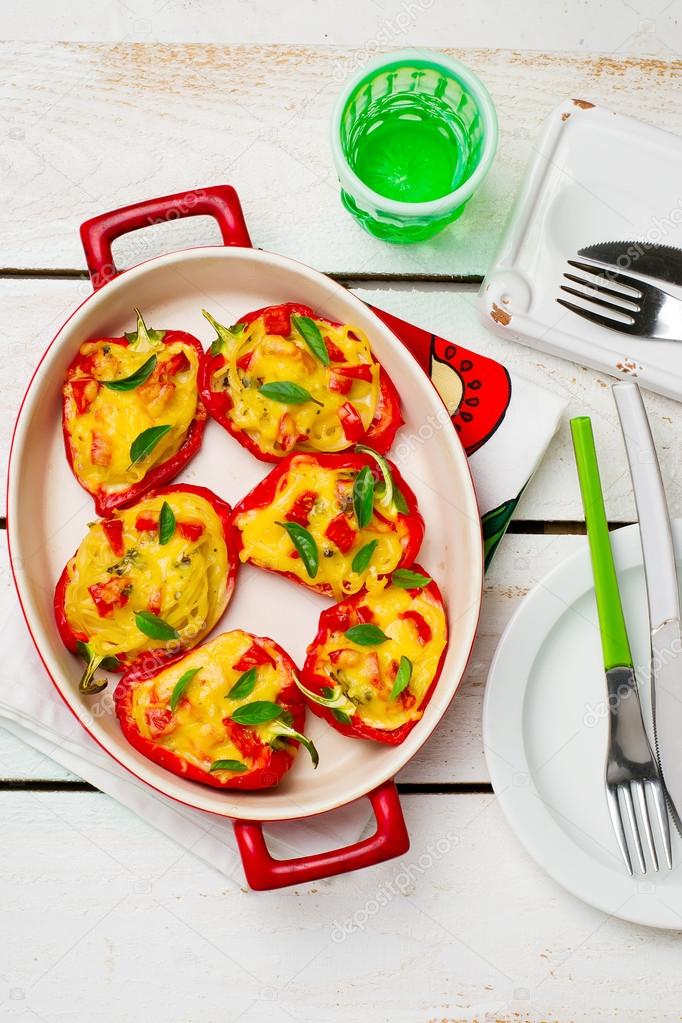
[478,98,682,401]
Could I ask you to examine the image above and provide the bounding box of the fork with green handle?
[571,416,671,874]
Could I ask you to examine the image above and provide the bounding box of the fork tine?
[556,298,640,334]
[563,273,641,309]
[622,784,647,873]
[649,780,673,869]
[606,786,633,875]
[633,781,658,872]
[559,285,637,320]
[567,260,644,296]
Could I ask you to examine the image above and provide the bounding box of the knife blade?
[613,381,682,834]
[579,240,682,287]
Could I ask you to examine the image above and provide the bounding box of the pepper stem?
[202,309,244,355]
[125,309,165,352]
[274,719,319,769]
[79,654,108,695]
[293,675,355,715]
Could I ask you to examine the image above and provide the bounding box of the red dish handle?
[80,185,253,290]
[233,779,409,891]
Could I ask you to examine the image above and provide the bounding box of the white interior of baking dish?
[8,247,482,821]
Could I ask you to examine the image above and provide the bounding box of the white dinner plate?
[484,521,682,928]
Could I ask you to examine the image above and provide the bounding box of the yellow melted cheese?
[130,631,295,776]
[235,456,409,599]
[211,315,380,456]
[64,492,229,661]
[311,575,448,731]
[64,337,200,497]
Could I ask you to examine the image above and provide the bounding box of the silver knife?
[580,240,682,287]
[613,381,682,834]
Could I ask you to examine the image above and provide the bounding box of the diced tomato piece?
[276,413,298,452]
[135,514,158,532]
[77,353,99,376]
[324,605,353,633]
[290,549,300,559]
[338,402,365,442]
[236,351,254,371]
[223,719,267,762]
[88,577,130,618]
[90,432,112,467]
[102,519,124,557]
[324,337,346,362]
[355,605,374,624]
[140,378,176,413]
[146,708,173,736]
[233,642,276,672]
[324,514,357,554]
[399,689,417,710]
[329,372,352,395]
[264,307,292,336]
[177,521,205,542]
[147,589,162,615]
[336,364,373,383]
[364,652,381,688]
[286,490,318,527]
[159,351,190,380]
[71,377,99,414]
[399,609,432,644]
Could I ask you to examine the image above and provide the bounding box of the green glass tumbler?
[331,49,498,244]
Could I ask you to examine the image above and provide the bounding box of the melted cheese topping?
[64,492,229,661]
[64,338,200,497]
[311,576,448,731]
[212,316,380,455]
[129,631,295,776]
[235,456,409,598]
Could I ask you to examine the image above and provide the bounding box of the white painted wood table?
[3,5,682,1021]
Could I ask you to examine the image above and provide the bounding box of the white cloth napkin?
[0,349,566,881]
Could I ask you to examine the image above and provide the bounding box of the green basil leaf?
[230,701,283,725]
[129,424,172,466]
[291,315,329,366]
[277,521,318,578]
[351,539,377,574]
[134,611,179,641]
[170,667,200,711]
[389,656,413,701]
[353,465,375,529]
[102,354,157,392]
[210,759,248,773]
[393,487,409,514]
[227,667,257,700]
[391,569,432,589]
[158,500,176,545]
[258,381,318,405]
[345,623,390,646]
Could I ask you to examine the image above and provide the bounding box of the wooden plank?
[3,787,681,1021]
[3,43,681,276]
[0,527,583,784]
[4,0,672,53]
[2,277,680,522]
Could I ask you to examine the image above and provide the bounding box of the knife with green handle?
[570,416,632,670]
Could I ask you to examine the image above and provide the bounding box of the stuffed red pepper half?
[62,310,206,516]
[198,302,402,461]
[54,484,239,694]
[233,447,424,599]
[300,566,448,745]
[114,630,317,791]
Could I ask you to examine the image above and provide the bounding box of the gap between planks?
[0,779,493,794]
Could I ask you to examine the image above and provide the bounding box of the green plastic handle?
[570,416,633,670]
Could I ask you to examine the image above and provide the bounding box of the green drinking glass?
[331,49,498,244]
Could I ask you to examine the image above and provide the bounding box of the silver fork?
[557,258,682,341]
[604,665,672,874]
